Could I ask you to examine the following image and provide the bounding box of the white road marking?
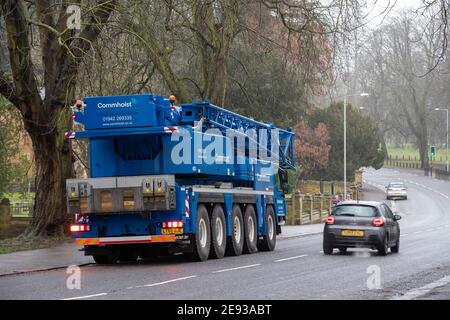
[390,201,397,213]
[275,254,308,262]
[61,293,108,300]
[400,234,409,237]
[392,275,450,300]
[213,264,261,273]
[135,275,198,288]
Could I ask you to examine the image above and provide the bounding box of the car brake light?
[70,224,90,232]
[324,216,335,225]
[162,221,183,228]
[372,218,384,227]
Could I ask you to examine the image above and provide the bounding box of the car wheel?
[210,204,226,259]
[386,196,390,200]
[243,205,258,254]
[404,196,407,200]
[323,241,333,255]
[378,234,389,256]
[226,205,244,256]
[391,237,400,253]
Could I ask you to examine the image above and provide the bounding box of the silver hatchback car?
[386,182,408,200]
[323,201,401,256]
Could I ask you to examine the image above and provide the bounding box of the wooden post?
[298,193,303,225]
[308,195,313,224]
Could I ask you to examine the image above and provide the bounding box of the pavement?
[0,242,92,276]
[0,218,323,277]
[1,167,450,299]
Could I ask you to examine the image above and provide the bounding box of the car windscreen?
[332,205,379,217]
[389,183,405,188]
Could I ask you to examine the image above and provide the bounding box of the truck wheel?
[257,205,277,252]
[93,253,118,264]
[210,204,226,259]
[190,204,211,261]
[243,205,258,254]
[226,205,244,256]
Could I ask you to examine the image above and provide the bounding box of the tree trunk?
[418,138,429,169]
[23,111,73,237]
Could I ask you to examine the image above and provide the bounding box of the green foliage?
[308,102,386,181]
[225,46,308,128]
[0,99,30,198]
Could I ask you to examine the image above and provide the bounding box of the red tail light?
[372,218,384,227]
[324,216,335,225]
[70,224,90,232]
[162,221,184,228]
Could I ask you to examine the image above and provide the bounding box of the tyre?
[378,234,389,256]
[226,205,244,256]
[391,237,400,253]
[210,204,227,259]
[323,241,333,255]
[339,247,347,254]
[404,196,407,200]
[257,205,277,252]
[190,204,211,261]
[243,205,258,254]
[93,253,118,264]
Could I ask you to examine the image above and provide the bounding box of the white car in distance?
[386,182,408,200]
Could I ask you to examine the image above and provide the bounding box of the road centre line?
[213,264,261,273]
[275,254,308,262]
[131,275,198,289]
[61,293,108,300]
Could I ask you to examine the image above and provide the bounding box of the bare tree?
[0,0,115,236]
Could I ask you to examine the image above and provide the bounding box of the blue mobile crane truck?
[66,94,295,263]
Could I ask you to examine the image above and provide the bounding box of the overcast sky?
[366,0,424,27]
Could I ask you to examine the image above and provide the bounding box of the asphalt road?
[2,167,450,300]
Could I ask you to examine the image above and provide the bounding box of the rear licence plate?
[162,228,183,235]
[341,230,364,237]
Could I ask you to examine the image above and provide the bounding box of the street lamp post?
[434,107,449,172]
[343,92,369,200]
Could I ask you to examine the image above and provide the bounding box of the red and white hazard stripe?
[76,235,176,246]
[185,193,190,218]
[164,126,179,133]
[64,131,75,139]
